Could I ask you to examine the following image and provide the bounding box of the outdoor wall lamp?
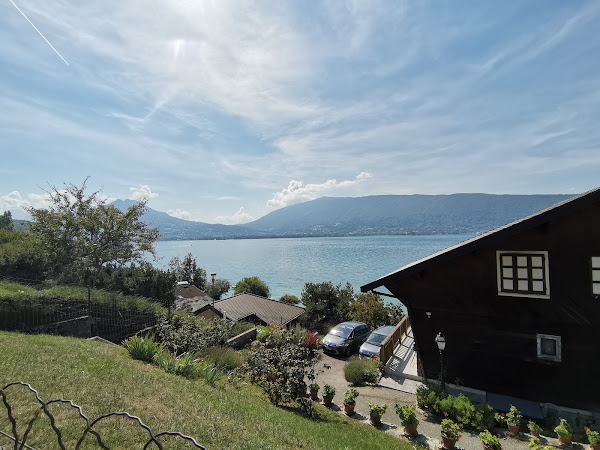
[426,311,431,318]
[435,332,446,388]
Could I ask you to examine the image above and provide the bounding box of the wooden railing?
[379,314,411,366]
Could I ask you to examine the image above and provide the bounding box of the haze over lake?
[154,234,473,301]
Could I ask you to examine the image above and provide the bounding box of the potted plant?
[585,427,600,450]
[554,419,573,445]
[440,418,461,450]
[309,383,319,401]
[528,421,543,438]
[480,430,502,450]
[415,384,428,409]
[506,405,523,434]
[322,383,335,406]
[395,403,419,436]
[368,402,388,425]
[343,388,359,415]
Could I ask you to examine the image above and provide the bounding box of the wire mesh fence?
[0,277,166,343]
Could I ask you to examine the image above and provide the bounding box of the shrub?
[453,394,475,426]
[343,357,379,386]
[395,403,419,427]
[202,346,245,371]
[122,335,164,363]
[245,328,320,407]
[554,419,572,438]
[343,388,359,406]
[153,348,177,374]
[480,430,501,450]
[156,315,233,355]
[471,403,496,431]
[433,394,455,417]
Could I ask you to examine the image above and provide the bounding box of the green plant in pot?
[480,430,502,450]
[343,388,359,415]
[395,403,419,436]
[528,421,543,438]
[554,419,573,445]
[440,419,461,450]
[585,427,600,450]
[368,402,388,425]
[309,383,319,400]
[322,383,335,406]
[505,405,522,434]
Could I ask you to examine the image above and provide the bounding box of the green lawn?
[0,332,418,449]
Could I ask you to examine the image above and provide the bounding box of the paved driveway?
[311,350,536,450]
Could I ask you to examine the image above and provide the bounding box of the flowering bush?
[343,388,359,406]
[505,405,522,426]
[245,328,320,408]
[368,402,388,416]
[585,427,600,445]
[441,419,461,441]
[303,331,319,349]
[480,430,501,450]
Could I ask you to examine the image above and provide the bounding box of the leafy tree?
[299,281,353,333]
[0,211,13,231]
[386,303,405,324]
[206,278,231,300]
[27,179,159,283]
[234,276,270,298]
[351,292,390,328]
[279,294,300,305]
[169,253,206,290]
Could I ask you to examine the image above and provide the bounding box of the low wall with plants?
[226,327,257,349]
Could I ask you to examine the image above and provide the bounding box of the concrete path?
[313,351,581,450]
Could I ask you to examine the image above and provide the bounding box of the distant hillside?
[241,194,573,237]
[111,199,265,240]
[113,194,574,240]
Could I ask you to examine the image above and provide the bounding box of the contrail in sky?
[8,0,69,66]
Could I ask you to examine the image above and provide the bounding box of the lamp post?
[211,273,216,320]
[435,332,446,389]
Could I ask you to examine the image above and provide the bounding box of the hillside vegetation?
[0,332,415,449]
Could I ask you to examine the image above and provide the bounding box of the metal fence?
[0,382,204,449]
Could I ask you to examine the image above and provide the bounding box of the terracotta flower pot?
[589,444,600,450]
[531,431,540,438]
[370,413,382,425]
[441,433,457,450]
[323,395,334,406]
[558,434,572,445]
[508,423,520,435]
[344,403,355,415]
[404,424,418,436]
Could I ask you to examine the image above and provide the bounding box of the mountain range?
[112,193,573,240]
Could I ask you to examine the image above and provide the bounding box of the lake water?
[154,234,473,302]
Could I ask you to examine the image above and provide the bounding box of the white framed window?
[537,334,561,362]
[496,251,550,299]
[592,257,600,295]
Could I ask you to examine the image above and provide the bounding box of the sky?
[1,1,600,223]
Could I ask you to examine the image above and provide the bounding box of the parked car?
[322,322,370,356]
[359,325,395,358]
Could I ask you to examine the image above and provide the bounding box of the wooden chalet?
[362,188,600,411]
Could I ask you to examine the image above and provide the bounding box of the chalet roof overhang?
[361,186,600,293]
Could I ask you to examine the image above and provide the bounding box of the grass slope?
[0,332,414,449]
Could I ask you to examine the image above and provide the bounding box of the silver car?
[359,325,395,358]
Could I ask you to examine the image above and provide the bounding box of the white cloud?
[215,207,254,225]
[167,209,191,220]
[267,172,372,209]
[0,191,28,212]
[129,185,158,201]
